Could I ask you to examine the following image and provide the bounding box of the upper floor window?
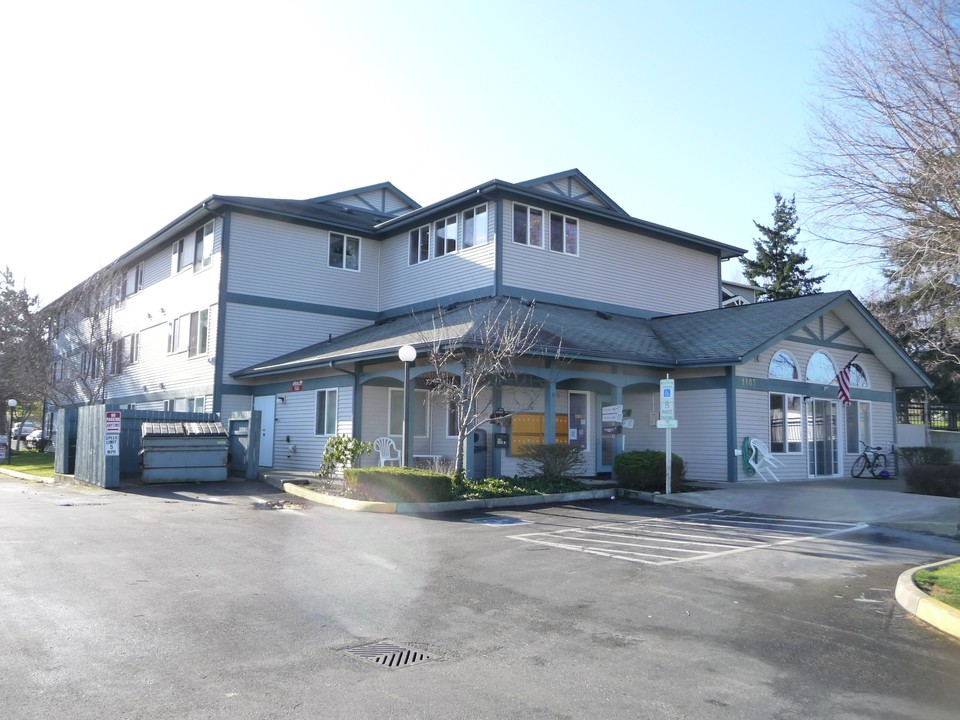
[194,222,213,270]
[434,216,458,258]
[769,351,799,380]
[168,308,209,357]
[513,203,544,247]
[849,362,868,388]
[462,204,488,248]
[549,213,578,255]
[173,238,189,272]
[128,333,140,365]
[409,226,429,265]
[329,233,360,271]
[805,351,837,385]
[123,262,143,299]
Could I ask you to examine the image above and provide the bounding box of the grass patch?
[3,450,56,478]
[914,562,960,611]
[450,475,585,500]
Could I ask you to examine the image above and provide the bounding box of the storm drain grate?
[344,642,436,669]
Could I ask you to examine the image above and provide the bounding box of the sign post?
[656,376,677,494]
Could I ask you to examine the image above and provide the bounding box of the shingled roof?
[232,292,930,388]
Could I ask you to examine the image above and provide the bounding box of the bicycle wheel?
[851,454,868,478]
[869,454,887,478]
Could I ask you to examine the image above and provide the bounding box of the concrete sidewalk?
[656,478,960,539]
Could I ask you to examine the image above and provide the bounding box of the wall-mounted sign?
[105,434,120,456]
[105,410,121,433]
[291,380,303,392]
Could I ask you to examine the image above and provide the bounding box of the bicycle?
[851,441,887,478]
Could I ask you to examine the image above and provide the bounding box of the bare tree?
[416,298,560,476]
[805,0,960,364]
[45,265,128,407]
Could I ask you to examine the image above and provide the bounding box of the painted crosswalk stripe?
[509,511,866,565]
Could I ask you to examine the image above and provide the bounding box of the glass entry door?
[597,398,616,474]
[805,399,838,477]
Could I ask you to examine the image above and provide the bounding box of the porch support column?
[612,385,624,457]
[543,381,557,443]
[491,384,502,477]
[726,366,738,482]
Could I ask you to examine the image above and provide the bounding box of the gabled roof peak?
[307,181,420,217]
[516,169,628,216]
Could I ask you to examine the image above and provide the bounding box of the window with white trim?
[769,350,799,380]
[805,351,837,384]
[446,402,459,438]
[462,204,488,248]
[845,401,872,453]
[194,222,213,270]
[549,213,578,255]
[513,203,544,247]
[168,309,208,356]
[127,333,140,365]
[388,388,429,437]
[409,226,430,264]
[434,216,458,258]
[770,393,803,453]
[193,396,206,413]
[172,238,190,273]
[329,233,360,271]
[124,262,144,299]
[316,389,338,436]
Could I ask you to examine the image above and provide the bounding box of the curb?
[283,482,616,514]
[0,467,53,483]
[895,558,960,640]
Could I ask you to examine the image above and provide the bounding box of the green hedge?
[904,464,960,498]
[899,446,953,467]
[614,450,686,492]
[342,467,452,503]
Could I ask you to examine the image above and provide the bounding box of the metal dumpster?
[140,421,229,483]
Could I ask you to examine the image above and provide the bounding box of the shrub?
[342,467,452,503]
[318,435,373,478]
[614,449,686,492]
[904,464,960,498]
[517,442,585,479]
[899,446,952,467]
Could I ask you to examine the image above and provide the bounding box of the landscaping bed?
[914,562,960,611]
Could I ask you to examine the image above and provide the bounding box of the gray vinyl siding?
[220,393,252,419]
[221,302,372,377]
[227,214,379,311]
[378,206,497,311]
[503,211,719,315]
[270,386,353,471]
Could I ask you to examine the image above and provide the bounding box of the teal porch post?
[544,381,557,443]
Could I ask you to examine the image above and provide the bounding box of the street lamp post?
[7,399,17,464]
[398,344,417,467]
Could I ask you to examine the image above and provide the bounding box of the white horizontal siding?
[221,303,372,376]
[502,212,719,314]
[227,214,379,310]
[378,206,497,311]
[271,386,354,471]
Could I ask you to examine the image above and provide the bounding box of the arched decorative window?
[849,362,869,388]
[769,351,799,380]
[805,351,837,384]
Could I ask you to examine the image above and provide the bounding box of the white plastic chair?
[748,438,784,482]
[373,437,401,466]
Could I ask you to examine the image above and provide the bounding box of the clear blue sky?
[1,0,869,305]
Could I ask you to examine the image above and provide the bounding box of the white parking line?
[508,511,867,565]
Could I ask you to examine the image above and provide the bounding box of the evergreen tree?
[740,193,826,301]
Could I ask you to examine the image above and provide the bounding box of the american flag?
[836,364,851,406]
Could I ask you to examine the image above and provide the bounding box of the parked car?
[11,421,35,440]
[25,429,44,449]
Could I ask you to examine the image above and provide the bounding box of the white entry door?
[253,395,275,467]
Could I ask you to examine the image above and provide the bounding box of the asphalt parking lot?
[3,477,960,719]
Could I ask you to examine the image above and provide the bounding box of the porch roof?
[231,292,931,389]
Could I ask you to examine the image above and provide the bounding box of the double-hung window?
[409,226,430,265]
[316,389,338,436]
[194,222,213,270]
[128,333,140,365]
[124,262,143,299]
[434,216,458,258]
[329,233,360,271]
[188,309,208,357]
[173,238,190,272]
[461,204,488,248]
[769,394,803,453]
[549,213,578,255]
[513,204,544,247]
